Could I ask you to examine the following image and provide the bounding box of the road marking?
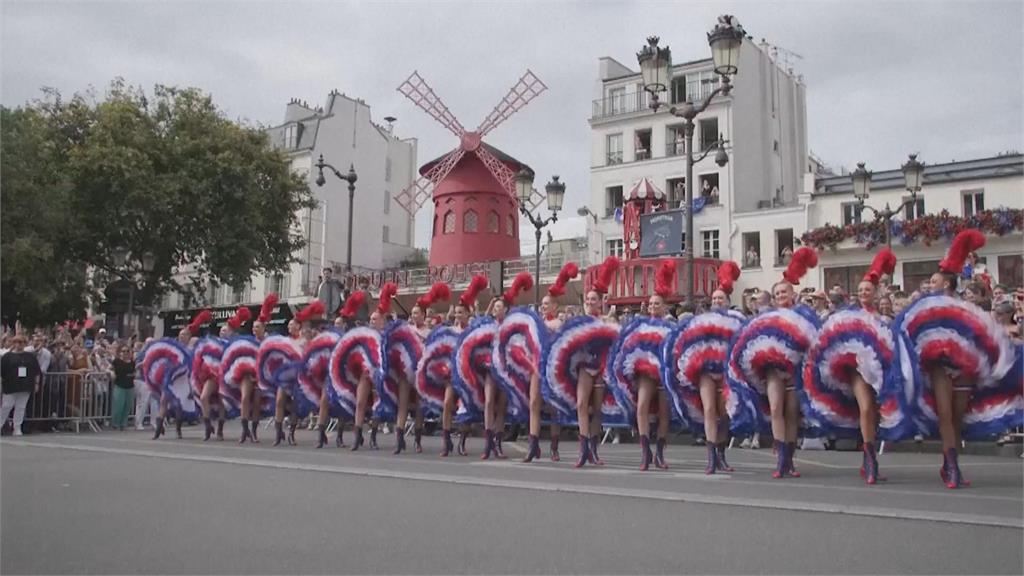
[4,439,1021,529]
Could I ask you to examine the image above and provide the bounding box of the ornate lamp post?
[852,154,926,248]
[516,169,565,304]
[637,15,744,302]
[314,155,358,272]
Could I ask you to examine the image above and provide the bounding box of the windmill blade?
[473,145,543,210]
[397,71,466,138]
[476,70,548,137]
[394,147,467,215]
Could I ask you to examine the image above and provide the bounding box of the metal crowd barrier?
[21,371,118,433]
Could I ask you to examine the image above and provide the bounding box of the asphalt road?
[2,428,1022,575]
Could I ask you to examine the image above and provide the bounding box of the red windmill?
[395,71,547,266]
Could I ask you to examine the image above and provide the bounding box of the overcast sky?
[3,0,1021,250]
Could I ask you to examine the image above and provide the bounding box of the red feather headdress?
[654,259,676,299]
[377,282,398,315]
[258,293,279,324]
[226,306,252,330]
[592,256,620,295]
[548,262,579,298]
[716,261,741,295]
[340,292,366,319]
[416,282,451,310]
[295,301,326,324]
[459,275,488,309]
[187,309,212,336]
[939,229,985,274]
[502,272,533,304]
[863,248,897,286]
[782,247,818,285]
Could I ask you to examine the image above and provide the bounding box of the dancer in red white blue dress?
[663,262,745,474]
[729,247,821,478]
[896,230,1016,488]
[151,310,211,440]
[608,259,675,471]
[480,272,533,460]
[519,263,576,462]
[801,248,918,484]
[406,283,451,453]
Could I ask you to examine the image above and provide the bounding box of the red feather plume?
[227,306,252,330]
[258,293,279,324]
[716,261,741,295]
[654,259,676,299]
[503,272,533,304]
[295,301,326,324]
[863,248,897,286]
[340,292,366,319]
[939,229,985,274]
[459,275,489,308]
[377,282,398,315]
[548,262,579,298]
[592,256,620,295]
[782,247,818,285]
[416,282,451,310]
[187,309,213,335]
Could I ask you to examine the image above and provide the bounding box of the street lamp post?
[515,170,565,305]
[314,155,358,272]
[637,15,744,303]
[851,154,926,248]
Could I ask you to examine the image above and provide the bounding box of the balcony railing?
[592,91,650,120]
[583,257,724,304]
[665,142,685,157]
[605,152,623,165]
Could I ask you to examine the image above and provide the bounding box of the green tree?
[1,80,316,327]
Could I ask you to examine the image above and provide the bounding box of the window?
[464,209,478,233]
[823,265,871,296]
[284,124,300,148]
[666,125,685,156]
[698,117,718,152]
[702,230,720,259]
[607,239,624,258]
[904,196,925,220]
[670,75,687,104]
[902,260,942,294]
[605,185,624,217]
[686,70,719,101]
[433,214,439,238]
[841,202,863,226]
[775,229,794,265]
[266,274,285,296]
[699,173,720,205]
[506,214,515,237]
[998,255,1023,288]
[606,133,623,165]
[232,285,247,304]
[681,232,687,252]
[382,225,390,243]
[487,211,499,234]
[443,211,456,234]
[634,129,652,161]
[962,189,984,217]
[608,87,626,115]
[666,177,685,208]
[742,232,761,268]
[385,157,392,182]
[383,189,390,214]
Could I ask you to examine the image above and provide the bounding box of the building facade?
[586,36,808,293]
[584,37,1023,298]
[155,92,417,334]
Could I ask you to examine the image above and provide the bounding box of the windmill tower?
[395,71,547,266]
